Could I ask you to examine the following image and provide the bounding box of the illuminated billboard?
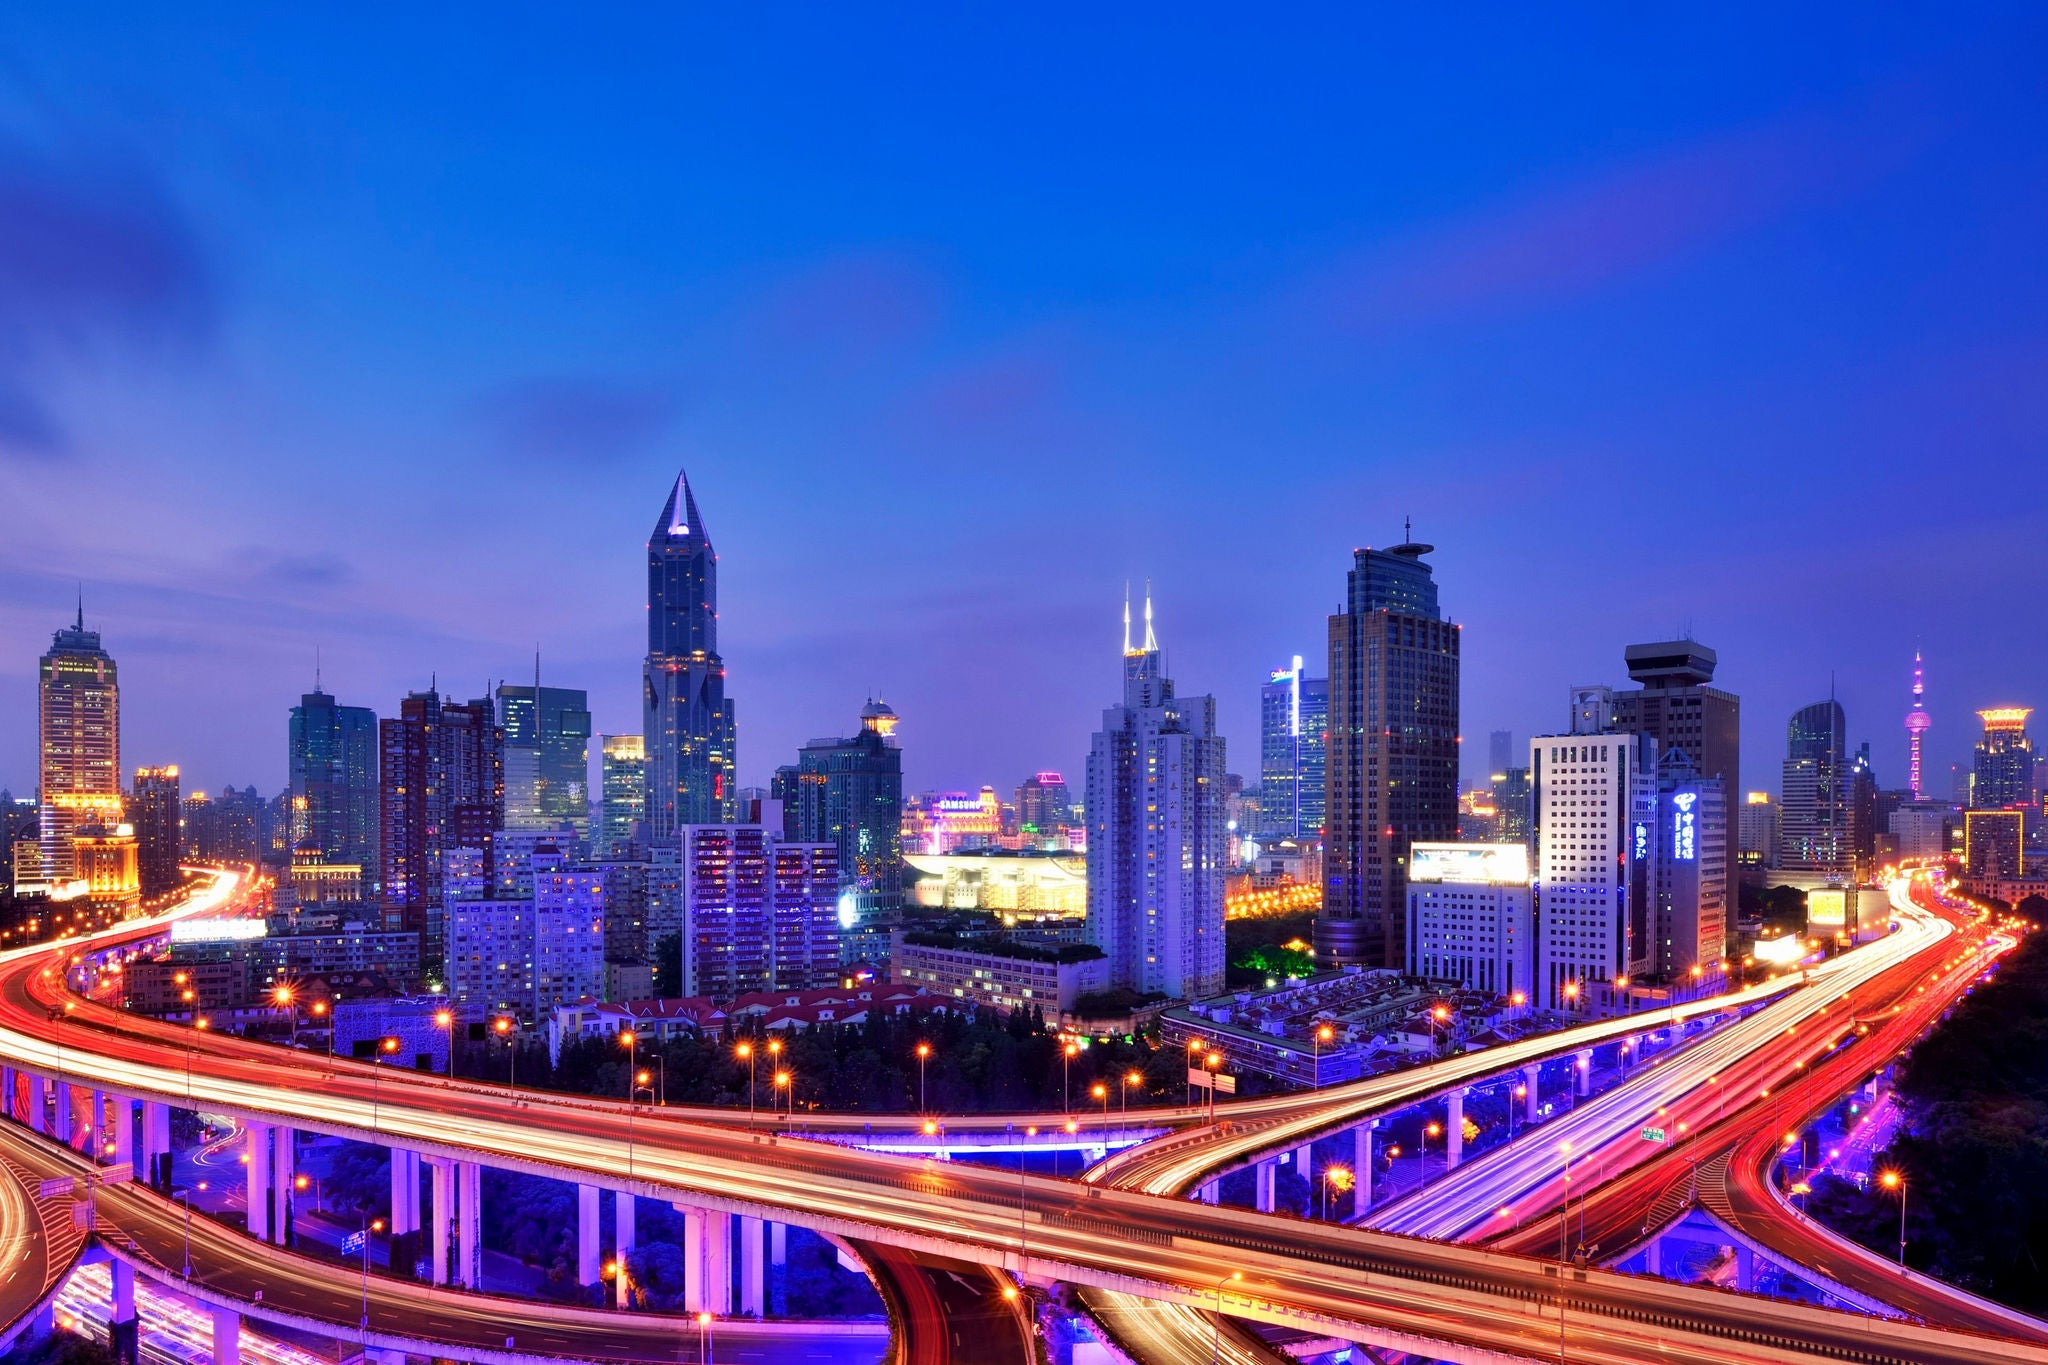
[1753,934,1807,966]
[1409,843,1530,886]
[170,919,267,944]
[1807,889,1847,928]
[1671,791,1698,861]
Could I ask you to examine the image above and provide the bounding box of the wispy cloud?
[472,376,677,464]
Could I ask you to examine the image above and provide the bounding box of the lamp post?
[736,1041,757,1130]
[1321,1164,1352,1222]
[1210,1270,1242,1365]
[360,1215,386,1328]
[618,1028,638,1098]
[371,1035,400,1133]
[433,1007,456,1077]
[1091,1082,1108,1124]
[1203,1051,1222,1124]
[312,1000,333,1064]
[1185,1037,1203,1105]
[773,1069,792,1128]
[493,1016,517,1087]
[916,1042,931,1113]
[1423,1121,1441,1186]
[274,985,297,1048]
[1122,1069,1142,1121]
[1311,1023,1334,1089]
[1880,1169,1907,1264]
[697,1311,714,1365]
[628,1073,655,1179]
[1061,1039,1079,1115]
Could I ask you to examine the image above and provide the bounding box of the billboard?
[1409,842,1530,886]
[1807,889,1848,929]
[170,918,267,944]
[1753,934,1808,966]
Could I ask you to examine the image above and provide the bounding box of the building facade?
[1738,792,1780,869]
[1779,699,1849,876]
[288,688,379,876]
[1403,842,1533,998]
[445,846,605,1020]
[1653,751,1728,976]
[890,933,1107,1015]
[1085,592,1227,1001]
[1319,537,1460,970]
[1016,772,1072,848]
[679,824,841,1000]
[130,766,183,899]
[379,690,504,970]
[498,683,592,838]
[1258,656,1329,840]
[1965,809,2025,880]
[1973,708,2037,812]
[599,734,647,855]
[1530,732,1658,1011]
[785,700,905,928]
[39,608,123,884]
[643,470,738,835]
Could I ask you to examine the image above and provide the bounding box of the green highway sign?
[1640,1125,1667,1143]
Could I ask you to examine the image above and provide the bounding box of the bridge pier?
[1575,1049,1593,1097]
[1292,1143,1311,1208]
[1199,1179,1219,1205]
[1735,1245,1755,1292]
[210,1306,242,1365]
[1522,1064,1540,1123]
[89,1089,106,1155]
[741,1215,765,1314]
[578,1183,601,1290]
[1445,1091,1464,1170]
[681,1207,706,1311]
[458,1160,480,1288]
[0,1066,13,1121]
[55,1079,73,1146]
[1255,1159,1276,1213]
[428,1159,452,1285]
[1353,1122,1375,1213]
[618,1192,638,1304]
[771,1220,786,1266]
[274,1126,295,1244]
[110,1259,139,1365]
[389,1149,421,1277]
[140,1100,169,1188]
[28,1074,49,1135]
[705,1210,732,1313]
[245,1118,272,1241]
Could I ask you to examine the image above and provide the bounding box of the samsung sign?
[1672,791,1698,862]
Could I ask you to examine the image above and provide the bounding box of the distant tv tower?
[1904,651,1931,799]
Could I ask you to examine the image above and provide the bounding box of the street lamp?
[371,1035,401,1132]
[697,1310,714,1365]
[1185,1036,1204,1104]
[1321,1164,1353,1221]
[915,1042,932,1113]
[434,1008,455,1077]
[1880,1169,1907,1264]
[627,1070,656,1179]
[773,1070,791,1127]
[1210,1270,1242,1365]
[1091,1082,1108,1123]
[493,1016,517,1087]
[312,1000,333,1064]
[360,1215,386,1328]
[1061,1039,1080,1114]
[736,1040,758,1130]
[1122,1069,1143,1121]
[1423,1121,1441,1184]
[1203,1051,1223,1124]
[618,1028,638,1099]
[1312,1023,1335,1090]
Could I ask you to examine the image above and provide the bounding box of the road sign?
[38,1177,76,1199]
[1639,1125,1667,1144]
[1187,1069,1237,1094]
[341,1231,366,1254]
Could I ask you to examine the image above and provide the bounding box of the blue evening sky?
[1,7,2043,801]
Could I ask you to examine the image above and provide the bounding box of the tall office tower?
[1652,750,1727,977]
[643,469,737,836]
[1086,591,1227,1001]
[1259,658,1329,840]
[787,700,905,929]
[599,734,647,855]
[38,606,123,882]
[1738,792,1780,869]
[1779,699,1849,875]
[1530,732,1658,1010]
[1904,653,1931,799]
[1964,810,2025,880]
[679,824,842,999]
[1319,535,1460,969]
[184,786,263,864]
[497,683,592,837]
[1404,843,1533,997]
[1847,742,1881,882]
[1016,772,1071,847]
[1491,767,1532,845]
[130,766,182,899]
[288,688,379,873]
[1488,730,1514,779]
[1608,642,1740,847]
[379,690,504,967]
[1973,708,2037,810]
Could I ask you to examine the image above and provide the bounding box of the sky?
[1,7,2045,804]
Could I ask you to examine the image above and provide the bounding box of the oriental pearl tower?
[1905,651,1931,799]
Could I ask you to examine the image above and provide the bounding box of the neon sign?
[1672,791,1697,862]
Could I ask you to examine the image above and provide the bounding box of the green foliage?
[1231,942,1315,981]
[1819,931,2048,1309]
[1224,910,1316,987]
[2017,894,2048,925]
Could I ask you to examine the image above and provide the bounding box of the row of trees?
[1808,920,2048,1311]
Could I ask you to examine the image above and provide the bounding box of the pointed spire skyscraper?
[644,468,738,833]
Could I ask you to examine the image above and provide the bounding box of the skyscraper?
[130,766,183,899]
[1319,534,1460,969]
[288,688,379,874]
[1016,772,1072,847]
[1258,658,1329,840]
[379,689,504,970]
[1608,640,1740,835]
[600,734,647,855]
[1085,591,1227,1001]
[1738,792,1779,869]
[497,683,593,837]
[1530,731,1659,1009]
[679,824,842,999]
[1904,653,1931,800]
[1973,708,2037,810]
[1488,730,1514,779]
[786,700,905,929]
[38,606,122,883]
[1779,699,1848,875]
[643,470,738,835]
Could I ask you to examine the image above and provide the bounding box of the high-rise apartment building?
[1780,700,1848,875]
[130,766,183,899]
[1737,792,1779,869]
[183,787,264,864]
[643,470,737,836]
[599,734,647,855]
[785,701,904,927]
[445,843,605,1021]
[1530,732,1658,1010]
[288,688,379,874]
[38,607,123,883]
[1973,708,2037,811]
[679,824,842,999]
[1964,810,2025,881]
[1404,842,1533,997]
[497,683,592,838]
[1319,535,1460,969]
[1259,657,1328,840]
[379,690,504,970]
[1085,592,1227,1001]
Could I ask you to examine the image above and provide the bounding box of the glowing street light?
[1879,1169,1907,1264]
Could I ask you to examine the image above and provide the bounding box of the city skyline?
[3,11,2046,802]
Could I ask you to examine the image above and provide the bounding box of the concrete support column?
[1575,1049,1593,1097]
[1199,1180,1219,1205]
[1735,1245,1755,1292]
[90,1091,107,1157]
[1645,1237,1663,1277]
[27,1074,49,1135]
[244,1119,272,1242]
[141,1100,169,1189]
[110,1259,138,1365]
[770,1221,786,1267]
[617,1192,637,1281]
[682,1207,706,1312]
[1291,1143,1311,1208]
[1522,1064,1541,1124]
[111,1257,136,1319]
[272,1126,295,1244]
[210,1306,242,1365]
[740,1215,765,1315]
[55,1082,73,1147]
[1255,1159,1276,1214]
[0,1066,14,1121]
[577,1183,601,1289]
[429,1159,453,1286]
[1353,1123,1375,1213]
[389,1149,420,1278]
[704,1210,732,1313]
[1446,1091,1465,1170]
[458,1161,480,1289]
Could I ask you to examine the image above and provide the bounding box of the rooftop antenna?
[1404,515,1412,542]
[315,646,322,692]
[1142,577,1157,653]
[75,586,84,632]
[1122,583,1132,654]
